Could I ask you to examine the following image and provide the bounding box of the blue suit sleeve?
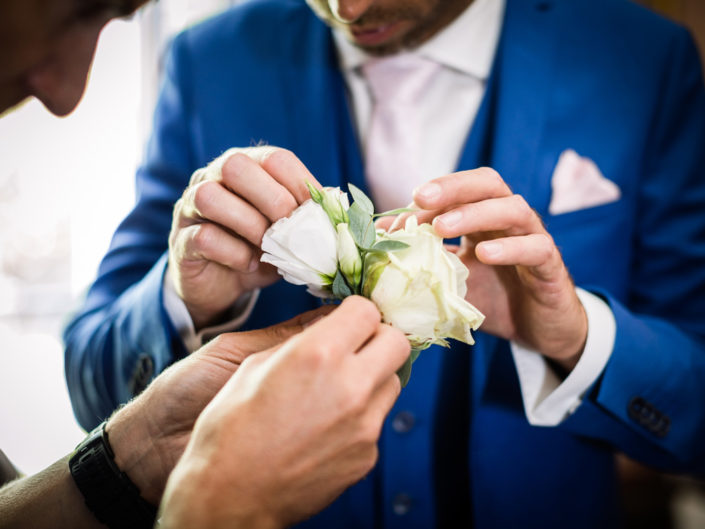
[560,29,705,475]
[63,34,197,430]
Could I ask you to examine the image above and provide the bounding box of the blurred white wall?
[0,0,237,476]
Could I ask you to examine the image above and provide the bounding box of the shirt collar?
[332,0,506,81]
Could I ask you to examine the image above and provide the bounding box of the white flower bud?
[261,199,338,298]
[320,187,349,226]
[336,223,362,291]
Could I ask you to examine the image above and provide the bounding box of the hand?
[384,167,587,371]
[168,146,321,329]
[158,296,410,529]
[105,306,332,505]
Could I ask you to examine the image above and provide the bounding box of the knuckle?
[221,152,253,183]
[536,233,556,261]
[188,166,208,185]
[511,194,532,221]
[351,445,379,479]
[344,383,373,416]
[478,166,500,180]
[358,444,379,476]
[269,189,298,219]
[191,223,216,251]
[365,445,380,470]
[230,244,253,270]
[262,147,295,169]
[478,166,510,195]
[386,324,411,354]
[359,416,383,445]
[342,296,381,328]
[192,181,220,216]
[207,333,230,352]
[302,341,334,369]
[239,213,268,242]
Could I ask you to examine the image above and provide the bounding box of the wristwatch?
[69,421,157,529]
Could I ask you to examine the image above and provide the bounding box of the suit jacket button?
[628,397,669,437]
[392,493,413,516]
[392,411,416,434]
[128,353,154,396]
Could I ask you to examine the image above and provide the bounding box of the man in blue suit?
[65,0,705,527]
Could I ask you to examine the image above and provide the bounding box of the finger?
[380,201,417,232]
[173,223,258,272]
[475,233,563,279]
[215,306,336,357]
[353,323,410,389]
[258,148,322,205]
[432,194,545,239]
[389,209,414,232]
[365,374,403,436]
[221,153,300,223]
[301,296,381,357]
[184,179,271,246]
[412,167,512,211]
[374,216,395,231]
[444,243,460,254]
[389,206,455,233]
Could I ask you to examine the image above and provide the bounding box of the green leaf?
[369,240,409,252]
[348,184,374,215]
[332,269,353,299]
[306,181,323,204]
[372,207,416,218]
[348,202,373,247]
[396,348,422,388]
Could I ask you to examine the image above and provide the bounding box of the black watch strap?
[69,421,157,529]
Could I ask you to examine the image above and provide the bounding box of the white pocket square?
[548,149,621,215]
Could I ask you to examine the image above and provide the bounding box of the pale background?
[0,0,240,475]
[0,0,703,527]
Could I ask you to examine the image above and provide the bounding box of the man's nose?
[329,0,376,23]
[26,24,102,116]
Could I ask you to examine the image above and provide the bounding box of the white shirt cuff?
[162,266,260,353]
[511,288,616,426]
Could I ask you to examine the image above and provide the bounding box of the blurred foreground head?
[0,0,147,116]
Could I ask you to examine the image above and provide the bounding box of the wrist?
[544,297,588,373]
[69,421,157,529]
[160,457,280,529]
[106,404,164,505]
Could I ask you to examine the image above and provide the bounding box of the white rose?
[261,198,339,298]
[363,216,484,349]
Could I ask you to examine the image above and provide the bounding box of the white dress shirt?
[164,0,616,426]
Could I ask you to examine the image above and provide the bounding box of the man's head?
[306,0,473,56]
[0,0,147,116]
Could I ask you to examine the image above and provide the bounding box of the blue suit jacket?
[64,0,705,527]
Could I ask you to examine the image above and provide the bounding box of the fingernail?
[248,256,259,272]
[481,241,502,257]
[414,183,441,201]
[438,210,462,228]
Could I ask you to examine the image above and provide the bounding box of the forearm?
[0,455,105,529]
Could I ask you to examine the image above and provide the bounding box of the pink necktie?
[362,54,440,212]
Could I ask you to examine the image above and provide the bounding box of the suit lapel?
[483,0,561,215]
[282,16,366,195]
